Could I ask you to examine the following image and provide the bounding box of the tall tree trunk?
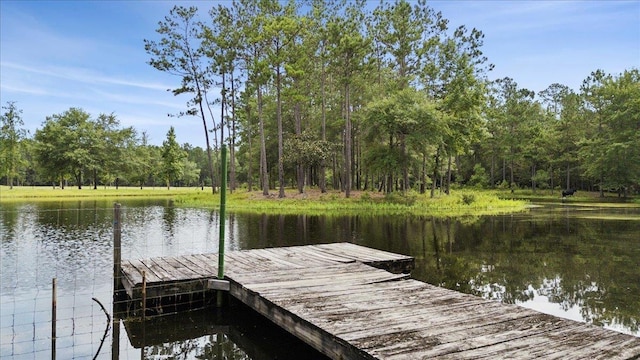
[445,155,452,195]
[420,152,426,194]
[332,154,337,190]
[319,50,327,193]
[193,70,216,195]
[532,164,536,194]
[76,170,82,189]
[431,147,440,198]
[490,153,495,189]
[276,65,285,198]
[220,71,227,194]
[510,156,515,193]
[549,165,554,195]
[258,85,269,196]
[344,81,352,198]
[502,158,506,183]
[566,162,570,190]
[439,164,445,195]
[246,102,253,192]
[387,134,394,194]
[402,133,408,192]
[229,71,237,192]
[295,102,304,194]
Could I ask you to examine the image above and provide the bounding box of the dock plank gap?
[119,242,640,359]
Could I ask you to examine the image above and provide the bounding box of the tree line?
[1,0,638,197]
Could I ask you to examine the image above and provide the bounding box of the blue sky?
[1,1,638,148]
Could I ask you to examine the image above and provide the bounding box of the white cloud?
[1,62,172,91]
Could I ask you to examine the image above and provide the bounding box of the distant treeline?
[1,0,638,196]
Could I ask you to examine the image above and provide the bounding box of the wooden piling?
[217,145,227,308]
[112,203,123,360]
[141,271,146,360]
[113,203,122,300]
[111,317,120,360]
[51,278,56,360]
[141,270,146,321]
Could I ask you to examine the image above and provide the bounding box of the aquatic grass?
[501,189,639,203]
[1,186,528,217]
[173,188,528,217]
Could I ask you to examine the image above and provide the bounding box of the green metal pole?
[217,145,227,307]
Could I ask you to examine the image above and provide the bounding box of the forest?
[1,0,638,197]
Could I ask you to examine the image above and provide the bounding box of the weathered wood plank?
[161,256,205,280]
[119,243,640,359]
[383,319,640,359]
[224,251,262,271]
[315,242,410,262]
[246,248,310,269]
[178,254,216,277]
[231,262,393,286]
[141,258,175,282]
[292,245,359,264]
[229,280,372,360]
[312,243,414,273]
[238,270,408,292]
[260,246,335,268]
[123,259,161,284]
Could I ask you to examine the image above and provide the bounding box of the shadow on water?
[115,299,329,360]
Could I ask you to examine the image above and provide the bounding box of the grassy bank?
[0,185,197,202]
[0,186,528,216]
[498,188,640,205]
[174,188,529,216]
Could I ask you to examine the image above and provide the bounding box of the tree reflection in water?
[402,207,640,335]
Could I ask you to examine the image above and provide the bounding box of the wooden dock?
[120,243,640,359]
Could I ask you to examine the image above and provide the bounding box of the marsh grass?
[1,186,528,216]
[173,188,528,217]
[503,189,640,204]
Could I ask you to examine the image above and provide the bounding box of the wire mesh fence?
[0,201,230,359]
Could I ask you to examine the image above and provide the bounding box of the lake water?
[1,199,639,359]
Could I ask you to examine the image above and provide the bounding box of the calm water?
[1,199,639,359]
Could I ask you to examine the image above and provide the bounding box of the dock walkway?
[120,243,640,359]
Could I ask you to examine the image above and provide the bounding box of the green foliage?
[498,180,511,190]
[283,130,332,167]
[0,101,26,187]
[468,164,489,188]
[532,170,550,190]
[161,127,186,189]
[32,108,135,188]
[580,69,640,195]
[461,193,475,205]
[384,190,418,206]
[359,191,373,203]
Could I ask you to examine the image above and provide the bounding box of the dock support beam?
[112,203,122,360]
[51,278,56,360]
[113,203,122,297]
[217,145,228,307]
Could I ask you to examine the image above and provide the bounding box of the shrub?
[384,191,417,206]
[468,164,489,188]
[461,193,475,205]
[359,192,372,202]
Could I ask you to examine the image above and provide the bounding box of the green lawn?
[0,185,200,201]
